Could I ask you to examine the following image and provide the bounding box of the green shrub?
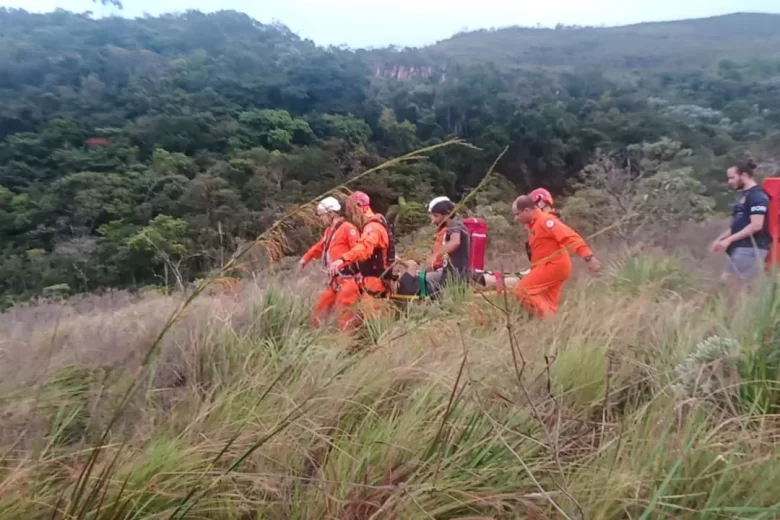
[673,335,741,403]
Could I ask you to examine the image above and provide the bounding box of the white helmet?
[316,196,341,214]
[427,196,451,213]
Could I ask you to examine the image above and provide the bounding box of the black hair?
[430,200,456,216]
[735,158,758,176]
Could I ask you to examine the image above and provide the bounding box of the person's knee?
[515,285,539,309]
[426,270,444,288]
[336,281,360,302]
[315,288,336,307]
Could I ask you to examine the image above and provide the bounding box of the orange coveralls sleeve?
[301,233,327,264]
[543,218,593,262]
[341,220,388,265]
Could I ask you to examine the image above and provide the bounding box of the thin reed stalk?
[54,138,477,519]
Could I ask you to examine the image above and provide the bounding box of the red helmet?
[349,191,370,208]
[529,188,553,207]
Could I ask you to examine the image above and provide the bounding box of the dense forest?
[1,8,780,305]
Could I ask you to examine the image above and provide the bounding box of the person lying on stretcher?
[394,194,529,299]
[394,187,560,299]
[394,261,527,298]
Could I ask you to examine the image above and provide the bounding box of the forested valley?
[2,8,780,306]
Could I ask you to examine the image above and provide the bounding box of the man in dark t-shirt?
[426,196,471,293]
[710,160,771,283]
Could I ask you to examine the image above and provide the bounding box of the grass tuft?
[4,224,780,518]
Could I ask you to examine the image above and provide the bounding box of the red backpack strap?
[495,271,504,294]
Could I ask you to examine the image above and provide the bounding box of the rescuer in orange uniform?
[525,187,559,264]
[299,196,361,330]
[513,195,600,317]
[326,191,393,330]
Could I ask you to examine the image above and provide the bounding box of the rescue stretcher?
[318,265,528,302]
[388,266,529,302]
[385,215,531,301]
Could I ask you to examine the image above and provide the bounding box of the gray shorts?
[425,270,444,289]
[724,247,769,280]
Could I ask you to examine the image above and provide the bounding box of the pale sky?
[2,0,779,49]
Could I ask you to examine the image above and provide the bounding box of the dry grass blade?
[231,138,478,269]
[9,144,780,520]
[489,270,584,520]
[166,332,322,520]
[424,351,469,461]
[56,138,475,519]
[169,337,403,519]
[381,144,508,279]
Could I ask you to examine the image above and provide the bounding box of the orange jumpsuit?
[301,219,361,330]
[516,210,593,318]
[339,211,391,330]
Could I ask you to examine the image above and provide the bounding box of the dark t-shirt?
[729,185,771,253]
[443,219,471,277]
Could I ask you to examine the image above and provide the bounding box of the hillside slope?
[419,13,780,73]
[2,240,780,518]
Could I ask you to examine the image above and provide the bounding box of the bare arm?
[714,229,732,242]
[439,231,461,256]
[723,214,765,245]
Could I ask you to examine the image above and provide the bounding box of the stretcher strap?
[418,269,427,299]
[389,290,499,302]
[494,271,504,295]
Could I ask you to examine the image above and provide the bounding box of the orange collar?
[527,209,542,229]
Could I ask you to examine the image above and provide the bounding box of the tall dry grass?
[2,232,780,518]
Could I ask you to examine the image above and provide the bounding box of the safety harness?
[327,272,389,297]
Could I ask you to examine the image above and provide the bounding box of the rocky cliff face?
[372,64,445,81]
